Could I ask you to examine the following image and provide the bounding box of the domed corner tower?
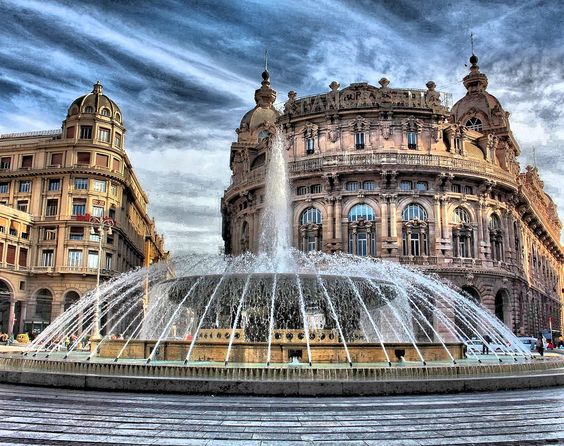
[63,81,126,150]
[222,70,280,254]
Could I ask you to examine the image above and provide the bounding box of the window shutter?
[7,245,16,264]
[96,154,109,167]
[51,153,63,165]
[18,248,27,267]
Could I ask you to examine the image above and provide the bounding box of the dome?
[67,81,123,123]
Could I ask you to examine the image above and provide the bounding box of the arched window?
[401,204,428,256]
[453,207,470,224]
[348,204,376,256]
[348,204,375,222]
[115,112,121,122]
[84,106,94,113]
[300,208,322,252]
[452,207,474,258]
[250,153,265,170]
[489,214,504,261]
[465,117,483,131]
[402,204,427,221]
[345,181,359,192]
[258,130,269,141]
[100,108,111,117]
[362,181,375,191]
[300,207,322,225]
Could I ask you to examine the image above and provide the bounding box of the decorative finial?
[92,80,103,95]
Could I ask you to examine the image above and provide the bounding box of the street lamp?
[89,215,114,340]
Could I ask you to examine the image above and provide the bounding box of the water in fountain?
[24,129,533,366]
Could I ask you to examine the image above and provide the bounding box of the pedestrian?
[547,339,554,350]
[558,335,564,349]
[535,336,544,357]
[482,334,492,354]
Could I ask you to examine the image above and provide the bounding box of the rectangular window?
[66,126,75,139]
[355,132,365,150]
[0,183,8,194]
[18,248,27,268]
[416,181,428,191]
[16,200,28,212]
[407,132,417,149]
[41,250,54,267]
[74,178,88,190]
[464,186,473,195]
[77,152,91,165]
[72,198,86,216]
[400,180,412,191]
[297,186,308,196]
[6,245,16,264]
[306,138,314,155]
[93,179,107,192]
[98,128,110,143]
[92,206,104,217]
[45,199,58,216]
[105,253,113,270]
[67,249,83,267]
[96,153,109,167]
[18,181,31,193]
[43,228,56,241]
[108,208,116,220]
[356,233,367,256]
[69,227,84,240]
[112,158,120,172]
[362,181,375,191]
[89,232,100,242]
[50,153,63,166]
[88,251,99,269]
[0,157,11,169]
[411,233,420,256]
[310,184,322,194]
[48,179,60,191]
[114,133,122,148]
[454,137,462,152]
[451,184,461,193]
[346,181,359,192]
[21,155,33,168]
[79,126,92,139]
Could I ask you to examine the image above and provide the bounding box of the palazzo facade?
[222,54,564,338]
[0,82,167,336]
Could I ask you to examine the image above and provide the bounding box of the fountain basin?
[94,338,465,363]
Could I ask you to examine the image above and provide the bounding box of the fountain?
[1,128,562,395]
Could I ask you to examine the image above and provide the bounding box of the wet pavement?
[0,383,562,445]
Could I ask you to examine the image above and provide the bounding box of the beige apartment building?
[0,82,167,336]
[222,54,564,338]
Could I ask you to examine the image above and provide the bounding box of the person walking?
[535,336,544,357]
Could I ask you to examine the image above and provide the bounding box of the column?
[366,231,372,256]
[352,230,357,255]
[440,197,448,239]
[335,197,342,241]
[472,226,479,258]
[380,201,388,239]
[7,300,15,335]
[453,233,459,257]
[389,198,397,238]
[434,196,441,240]
[326,197,335,240]
[248,213,255,253]
[406,229,412,256]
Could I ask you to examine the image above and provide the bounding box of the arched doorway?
[64,291,80,311]
[0,280,12,333]
[29,289,53,334]
[456,285,481,339]
[495,289,511,326]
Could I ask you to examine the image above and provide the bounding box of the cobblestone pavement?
[0,383,562,445]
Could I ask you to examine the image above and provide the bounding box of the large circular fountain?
[0,130,562,395]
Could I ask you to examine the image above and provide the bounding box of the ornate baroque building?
[0,82,167,336]
[222,54,564,337]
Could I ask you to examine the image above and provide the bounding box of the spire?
[255,52,276,108]
[462,33,488,94]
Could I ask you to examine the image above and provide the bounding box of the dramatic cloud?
[0,0,562,253]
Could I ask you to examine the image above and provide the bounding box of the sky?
[0,0,562,254]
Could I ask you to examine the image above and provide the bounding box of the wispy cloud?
[0,0,562,250]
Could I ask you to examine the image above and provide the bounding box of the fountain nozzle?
[183,359,188,365]
[388,361,392,367]
[348,361,353,368]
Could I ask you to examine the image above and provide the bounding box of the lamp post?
[89,215,114,340]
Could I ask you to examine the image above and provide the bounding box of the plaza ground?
[0,383,562,445]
